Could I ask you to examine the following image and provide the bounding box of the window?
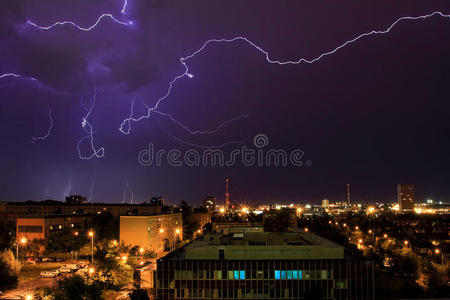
[228,271,234,280]
[336,280,347,289]
[239,271,245,280]
[233,271,239,280]
[287,271,293,279]
[18,225,43,233]
[275,270,303,280]
[275,270,281,280]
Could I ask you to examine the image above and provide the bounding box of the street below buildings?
[0,277,57,299]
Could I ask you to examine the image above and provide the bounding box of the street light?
[16,237,27,259]
[25,295,33,300]
[159,228,164,234]
[434,248,444,264]
[89,267,95,276]
[88,231,94,262]
[383,234,388,239]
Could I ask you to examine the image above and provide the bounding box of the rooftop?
[161,231,345,261]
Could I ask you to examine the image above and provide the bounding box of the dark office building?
[397,184,415,212]
[156,232,374,300]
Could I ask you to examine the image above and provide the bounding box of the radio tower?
[347,184,351,205]
[225,178,230,209]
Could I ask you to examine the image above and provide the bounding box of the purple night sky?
[1,0,450,205]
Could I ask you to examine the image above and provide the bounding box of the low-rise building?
[6,201,161,219]
[16,214,92,241]
[156,231,374,300]
[120,214,183,255]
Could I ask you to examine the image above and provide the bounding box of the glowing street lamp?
[25,295,33,300]
[219,207,225,214]
[159,228,164,234]
[383,234,388,239]
[367,206,375,215]
[241,207,249,214]
[88,231,94,262]
[16,237,27,259]
[304,228,309,232]
[88,267,95,276]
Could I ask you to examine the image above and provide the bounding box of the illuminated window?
[293,270,298,279]
[281,271,286,279]
[233,271,239,280]
[239,271,245,280]
[228,271,234,280]
[287,271,292,279]
[275,270,281,280]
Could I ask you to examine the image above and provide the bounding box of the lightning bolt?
[120,97,249,136]
[63,177,72,199]
[122,181,134,204]
[121,0,128,15]
[88,177,96,203]
[31,108,53,143]
[120,11,450,139]
[25,0,132,31]
[77,85,105,159]
[0,73,38,81]
[26,14,132,31]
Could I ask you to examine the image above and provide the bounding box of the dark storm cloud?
[0,0,166,92]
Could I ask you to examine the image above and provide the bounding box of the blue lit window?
[234,271,239,280]
[275,270,281,280]
[287,271,293,279]
[293,270,298,279]
[240,271,245,280]
[281,271,286,279]
[299,270,303,279]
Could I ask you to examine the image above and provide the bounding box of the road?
[0,277,57,299]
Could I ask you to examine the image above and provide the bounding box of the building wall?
[16,215,91,241]
[16,218,45,240]
[156,259,374,300]
[6,202,161,218]
[120,216,150,250]
[397,184,414,211]
[120,214,183,255]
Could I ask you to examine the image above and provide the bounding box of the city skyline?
[1,1,450,204]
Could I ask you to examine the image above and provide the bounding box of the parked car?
[59,267,72,273]
[42,257,51,262]
[63,263,78,270]
[56,257,65,262]
[40,271,57,278]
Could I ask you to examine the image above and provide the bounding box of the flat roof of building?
[162,231,345,261]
